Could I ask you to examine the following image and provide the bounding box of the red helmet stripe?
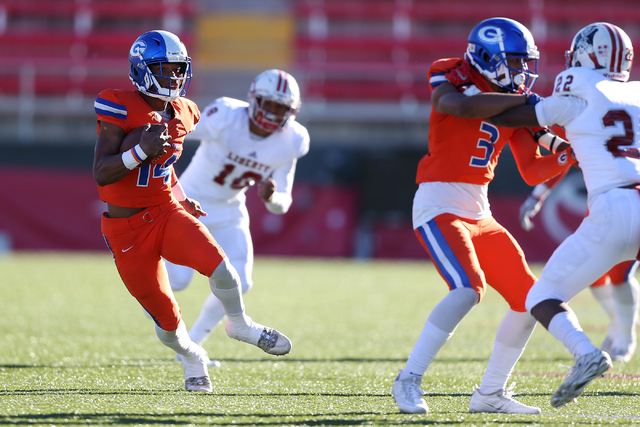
[612,25,624,73]
[603,23,623,73]
[276,73,283,92]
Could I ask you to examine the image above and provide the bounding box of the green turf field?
[1,253,639,426]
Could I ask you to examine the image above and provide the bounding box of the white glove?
[519,195,543,231]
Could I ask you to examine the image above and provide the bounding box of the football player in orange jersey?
[391,18,575,414]
[92,30,291,393]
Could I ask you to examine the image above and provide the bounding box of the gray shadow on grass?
[0,412,546,426]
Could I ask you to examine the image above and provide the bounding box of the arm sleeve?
[264,159,297,214]
[510,128,575,186]
[535,95,587,128]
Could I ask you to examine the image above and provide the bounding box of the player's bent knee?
[529,299,566,330]
[209,258,241,290]
[525,280,561,312]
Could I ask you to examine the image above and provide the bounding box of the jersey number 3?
[470,122,499,167]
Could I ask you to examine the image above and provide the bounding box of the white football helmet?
[248,69,301,131]
[566,22,634,82]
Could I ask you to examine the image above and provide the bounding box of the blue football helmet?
[464,17,539,93]
[128,30,192,101]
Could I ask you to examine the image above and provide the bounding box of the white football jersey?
[179,97,310,204]
[536,68,640,197]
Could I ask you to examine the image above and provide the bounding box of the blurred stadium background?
[1,0,639,260]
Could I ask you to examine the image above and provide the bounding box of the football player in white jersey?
[519,172,639,363]
[491,22,640,407]
[164,69,310,365]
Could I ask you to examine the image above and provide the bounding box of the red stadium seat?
[293,0,640,103]
[0,0,194,97]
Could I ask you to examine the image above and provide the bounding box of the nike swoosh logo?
[122,246,134,253]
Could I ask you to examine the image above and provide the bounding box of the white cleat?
[179,345,212,392]
[551,349,612,407]
[185,376,212,392]
[225,316,292,356]
[609,340,636,363]
[469,386,540,414]
[391,369,429,414]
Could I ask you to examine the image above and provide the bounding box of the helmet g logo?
[130,41,147,57]
[478,26,505,44]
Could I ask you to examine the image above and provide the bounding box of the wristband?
[121,144,148,170]
[537,132,560,154]
[532,127,549,142]
[532,128,561,154]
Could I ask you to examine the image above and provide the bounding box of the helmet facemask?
[494,54,538,93]
[141,60,191,102]
[249,97,295,132]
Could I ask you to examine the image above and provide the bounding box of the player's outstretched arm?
[432,81,530,119]
[489,104,539,128]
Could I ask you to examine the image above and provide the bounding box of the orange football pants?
[101,199,226,331]
[591,260,638,287]
[415,213,536,312]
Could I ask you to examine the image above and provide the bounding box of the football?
[119,124,168,168]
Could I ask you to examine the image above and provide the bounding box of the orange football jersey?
[416,58,572,187]
[94,89,200,208]
[416,58,521,185]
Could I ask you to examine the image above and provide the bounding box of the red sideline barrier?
[0,167,584,261]
[0,167,360,257]
[0,167,106,251]
[245,184,359,257]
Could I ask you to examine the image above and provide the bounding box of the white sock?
[400,288,478,380]
[590,284,618,339]
[548,311,597,359]
[155,320,206,377]
[189,293,226,345]
[612,279,639,344]
[479,342,525,394]
[401,320,453,380]
[479,309,536,394]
